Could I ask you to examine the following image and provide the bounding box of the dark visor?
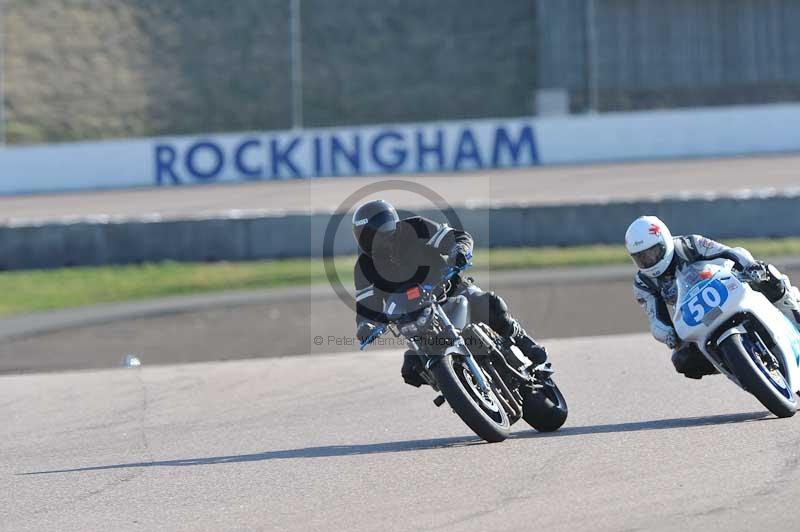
[369,210,398,233]
[631,243,666,269]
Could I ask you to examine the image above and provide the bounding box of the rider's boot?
[766,270,800,328]
[774,285,800,328]
[508,320,548,366]
[401,350,426,387]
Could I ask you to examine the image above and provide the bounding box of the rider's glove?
[744,262,769,283]
[447,245,471,269]
[665,329,680,350]
[357,321,377,344]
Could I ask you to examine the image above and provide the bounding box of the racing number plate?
[680,279,729,327]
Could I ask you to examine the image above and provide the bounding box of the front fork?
[412,306,493,395]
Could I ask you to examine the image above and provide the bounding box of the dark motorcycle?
[360,266,568,443]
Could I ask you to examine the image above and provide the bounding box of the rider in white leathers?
[625,215,800,379]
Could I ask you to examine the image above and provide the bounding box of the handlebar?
[358,263,472,350]
[444,263,470,281]
[359,324,387,351]
[429,263,472,299]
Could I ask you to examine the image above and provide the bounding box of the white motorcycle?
[673,259,800,418]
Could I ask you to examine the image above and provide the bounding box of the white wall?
[1,103,798,195]
[536,104,800,163]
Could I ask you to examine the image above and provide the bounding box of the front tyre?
[431,354,511,443]
[720,334,797,418]
[522,379,568,432]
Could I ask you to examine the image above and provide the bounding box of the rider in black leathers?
[352,199,547,387]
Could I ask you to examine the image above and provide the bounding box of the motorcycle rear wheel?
[431,354,511,443]
[522,378,568,432]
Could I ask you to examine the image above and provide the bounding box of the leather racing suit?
[354,216,545,386]
[633,235,800,379]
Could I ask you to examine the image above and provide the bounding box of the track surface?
[2,154,799,223]
[4,334,800,532]
[5,155,800,529]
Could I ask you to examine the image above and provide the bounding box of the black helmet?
[352,199,399,255]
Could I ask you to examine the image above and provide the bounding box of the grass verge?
[2,237,800,318]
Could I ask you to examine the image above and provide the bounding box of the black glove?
[357,322,377,343]
[447,246,471,269]
[744,262,769,283]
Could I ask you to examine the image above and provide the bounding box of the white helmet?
[625,215,674,278]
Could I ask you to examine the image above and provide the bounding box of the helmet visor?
[631,243,666,270]
[369,210,399,233]
[354,210,398,255]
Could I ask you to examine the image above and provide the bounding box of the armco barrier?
[1,192,800,270]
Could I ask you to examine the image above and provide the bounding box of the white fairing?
[673,260,800,392]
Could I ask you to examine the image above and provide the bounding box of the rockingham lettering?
[153,120,540,185]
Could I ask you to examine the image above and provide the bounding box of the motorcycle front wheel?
[431,354,511,443]
[720,333,797,418]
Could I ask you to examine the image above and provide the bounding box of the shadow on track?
[20,411,768,475]
[19,435,485,475]
[514,410,769,439]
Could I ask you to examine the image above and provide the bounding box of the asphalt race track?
[4,334,800,532]
[2,154,800,223]
[5,154,800,530]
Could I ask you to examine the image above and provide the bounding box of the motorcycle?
[360,265,568,443]
[673,259,800,417]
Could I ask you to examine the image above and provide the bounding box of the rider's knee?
[401,350,424,387]
[469,291,514,336]
[671,344,712,379]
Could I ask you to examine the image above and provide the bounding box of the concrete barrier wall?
[3,104,800,195]
[2,193,800,270]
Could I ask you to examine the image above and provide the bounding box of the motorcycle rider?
[352,199,547,387]
[626,215,800,379]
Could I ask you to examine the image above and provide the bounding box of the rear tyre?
[720,334,797,418]
[522,379,568,432]
[431,355,511,443]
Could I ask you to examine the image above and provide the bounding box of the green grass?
[2,237,800,318]
[480,238,800,271]
[0,258,350,318]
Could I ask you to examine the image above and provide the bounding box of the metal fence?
[538,0,800,113]
[0,0,536,144]
[3,0,800,144]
